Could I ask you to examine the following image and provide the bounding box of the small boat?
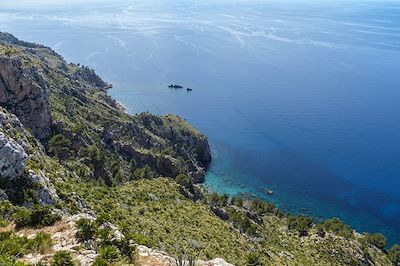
[266,189,274,195]
[187,88,192,91]
[168,84,183,89]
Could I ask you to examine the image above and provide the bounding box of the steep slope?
[0,32,397,266]
[0,31,211,190]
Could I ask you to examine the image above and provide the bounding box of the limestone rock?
[0,131,27,179]
[26,170,59,205]
[197,258,234,266]
[0,56,52,141]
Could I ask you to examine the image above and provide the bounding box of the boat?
[266,189,274,195]
[187,88,192,91]
[168,84,183,89]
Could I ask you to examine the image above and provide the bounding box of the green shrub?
[231,196,243,207]
[0,231,12,241]
[175,174,191,188]
[92,257,109,266]
[0,234,31,257]
[130,233,155,246]
[48,134,71,159]
[388,244,400,266]
[245,252,263,266]
[75,218,97,242]
[51,251,74,266]
[30,232,53,254]
[115,238,138,263]
[251,199,275,215]
[323,217,352,238]
[287,216,313,236]
[208,192,228,207]
[315,223,325,237]
[228,209,257,236]
[13,205,60,229]
[98,246,120,263]
[95,213,111,226]
[365,233,387,250]
[0,218,8,227]
[97,227,114,246]
[0,255,15,266]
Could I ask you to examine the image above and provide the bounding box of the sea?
[1,0,399,245]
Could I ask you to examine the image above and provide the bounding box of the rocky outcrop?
[20,214,98,266]
[0,108,58,205]
[0,131,28,179]
[137,245,234,266]
[0,56,52,141]
[25,170,59,206]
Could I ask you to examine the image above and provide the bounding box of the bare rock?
[197,258,234,266]
[26,170,59,205]
[0,131,28,179]
[0,56,52,141]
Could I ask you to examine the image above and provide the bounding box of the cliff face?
[0,56,52,140]
[0,107,59,206]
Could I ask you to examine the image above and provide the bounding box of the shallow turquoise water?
[2,0,399,245]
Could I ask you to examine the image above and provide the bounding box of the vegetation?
[51,251,74,266]
[175,174,191,188]
[75,218,97,243]
[245,252,263,266]
[321,217,353,238]
[287,215,313,236]
[30,232,53,254]
[389,244,400,265]
[365,233,387,250]
[12,205,60,229]
[0,231,52,264]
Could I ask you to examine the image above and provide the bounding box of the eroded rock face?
[0,56,52,141]
[26,170,59,206]
[0,108,58,205]
[0,131,28,179]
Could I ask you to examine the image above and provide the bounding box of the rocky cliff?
[0,32,211,189]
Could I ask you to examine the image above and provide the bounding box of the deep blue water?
[1,0,400,245]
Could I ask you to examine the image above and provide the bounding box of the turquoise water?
[1,0,400,245]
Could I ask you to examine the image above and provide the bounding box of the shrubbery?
[389,244,400,266]
[98,245,120,264]
[287,215,313,236]
[245,252,263,266]
[75,218,97,243]
[48,134,71,159]
[0,231,53,264]
[75,217,138,264]
[51,251,74,266]
[228,209,257,236]
[322,217,353,238]
[30,232,53,254]
[251,199,275,215]
[208,192,229,208]
[365,233,387,250]
[175,174,191,188]
[13,205,60,229]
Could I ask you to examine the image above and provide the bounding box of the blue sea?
[1,0,399,245]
